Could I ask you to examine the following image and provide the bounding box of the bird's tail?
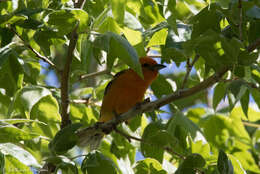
[77,127,104,150]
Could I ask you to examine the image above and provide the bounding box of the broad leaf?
[217,150,234,174]
[49,123,82,155]
[81,151,119,174]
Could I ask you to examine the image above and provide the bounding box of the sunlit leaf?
[134,158,167,174]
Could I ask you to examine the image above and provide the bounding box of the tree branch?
[181,54,200,89]
[60,0,87,129]
[77,66,229,143]
[9,26,59,71]
[238,0,243,41]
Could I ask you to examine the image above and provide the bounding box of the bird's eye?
[142,63,149,67]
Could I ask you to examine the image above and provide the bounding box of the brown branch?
[181,54,199,89]
[9,26,59,71]
[238,0,243,41]
[77,66,229,143]
[60,29,78,128]
[60,0,87,129]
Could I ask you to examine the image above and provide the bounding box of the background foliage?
[0,0,260,173]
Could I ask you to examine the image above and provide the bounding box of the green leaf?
[0,42,14,67]
[237,51,258,65]
[99,17,122,34]
[202,114,250,151]
[139,0,165,26]
[30,95,61,123]
[227,80,249,111]
[167,112,201,139]
[13,86,51,118]
[190,140,211,160]
[141,122,166,163]
[81,151,119,174]
[134,158,167,174]
[111,0,126,24]
[0,118,47,125]
[123,27,145,56]
[47,9,76,35]
[161,33,187,63]
[240,89,249,118]
[0,143,40,168]
[186,108,206,124]
[4,155,33,174]
[231,106,260,122]
[233,151,260,172]
[0,125,38,143]
[70,9,89,33]
[48,9,88,35]
[213,82,227,110]
[175,153,206,174]
[147,28,168,47]
[246,5,260,19]
[30,95,61,138]
[111,130,136,164]
[55,162,78,174]
[0,152,4,174]
[0,14,27,27]
[190,4,222,39]
[0,52,24,96]
[105,32,142,77]
[217,150,234,174]
[151,75,174,98]
[251,88,260,110]
[49,123,82,154]
[228,155,247,174]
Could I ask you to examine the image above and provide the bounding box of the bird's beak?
[150,64,166,71]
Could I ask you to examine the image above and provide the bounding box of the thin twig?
[181,54,199,89]
[9,26,59,71]
[238,0,243,41]
[70,98,90,104]
[70,154,88,160]
[243,121,260,128]
[79,68,111,81]
[148,55,162,58]
[114,128,185,160]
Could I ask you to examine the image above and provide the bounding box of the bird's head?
[139,56,166,81]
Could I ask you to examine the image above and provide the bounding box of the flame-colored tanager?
[78,56,165,148]
[99,56,165,122]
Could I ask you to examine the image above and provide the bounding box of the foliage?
[0,0,260,173]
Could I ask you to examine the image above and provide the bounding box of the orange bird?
[78,56,165,148]
[99,56,166,122]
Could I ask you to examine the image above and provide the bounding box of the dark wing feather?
[104,69,128,95]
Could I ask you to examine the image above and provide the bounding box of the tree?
[0,0,260,173]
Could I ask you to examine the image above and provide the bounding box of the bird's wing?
[104,69,128,95]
